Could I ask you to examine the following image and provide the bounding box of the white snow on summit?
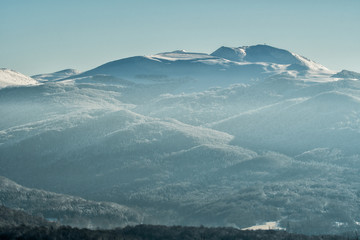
[0,69,39,88]
[211,45,334,75]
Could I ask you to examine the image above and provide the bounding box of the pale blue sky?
[1,0,359,75]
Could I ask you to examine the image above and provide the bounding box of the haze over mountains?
[1,44,360,235]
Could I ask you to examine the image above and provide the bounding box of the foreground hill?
[0,176,142,229]
[0,224,351,240]
[0,206,51,227]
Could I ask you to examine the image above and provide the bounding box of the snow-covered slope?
[32,68,81,82]
[0,68,39,88]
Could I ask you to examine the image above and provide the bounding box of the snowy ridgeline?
[1,45,360,235]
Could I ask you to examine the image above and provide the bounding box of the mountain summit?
[211,45,330,72]
[211,45,301,64]
[66,44,334,89]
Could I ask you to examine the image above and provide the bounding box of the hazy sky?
[1,0,359,75]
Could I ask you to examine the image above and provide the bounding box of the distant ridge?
[65,44,334,88]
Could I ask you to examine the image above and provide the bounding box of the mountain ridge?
[56,44,336,92]
[0,45,344,91]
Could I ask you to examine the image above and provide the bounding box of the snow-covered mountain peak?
[66,44,337,88]
[212,44,302,64]
[211,46,247,62]
[0,68,39,88]
[211,44,334,74]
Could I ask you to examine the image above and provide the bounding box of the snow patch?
[242,221,285,231]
